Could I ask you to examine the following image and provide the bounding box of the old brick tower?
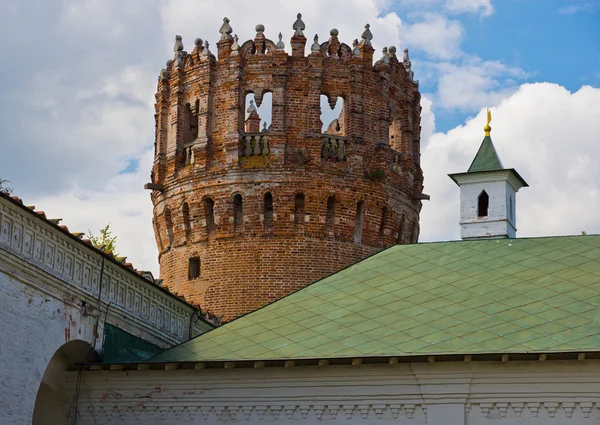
[147,14,426,321]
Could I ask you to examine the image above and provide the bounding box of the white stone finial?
[330,28,339,38]
[201,40,211,57]
[276,32,285,50]
[311,34,320,53]
[403,48,410,62]
[352,39,360,57]
[231,35,240,55]
[174,35,183,52]
[293,13,305,36]
[388,46,397,56]
[247,100,257,114]
[219,17,233,41]
[361,23,373,45]
[255,24,265,34]
[194,38,203,47]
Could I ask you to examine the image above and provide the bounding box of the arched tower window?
[182,202,191,240]
[294,193,305,227]
[203,198,215,234]
[264,192,274,232]
[233,194,243,233]
[378,207,388,243]
[478,191,489,217]
[320,95,345,135]
[245,92,272,133]
[325,195,336,234]
[164,208,174,246]
[354,201,365,243]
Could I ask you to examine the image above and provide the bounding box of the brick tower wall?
[149,20,425,321]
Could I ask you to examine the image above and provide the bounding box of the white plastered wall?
[69,360,600,424]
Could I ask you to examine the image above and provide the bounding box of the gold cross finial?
[484,108,492,136]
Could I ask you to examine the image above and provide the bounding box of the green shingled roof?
[153,235,600,362]
[468,135,504,172]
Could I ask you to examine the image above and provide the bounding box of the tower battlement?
[148,14,426,320]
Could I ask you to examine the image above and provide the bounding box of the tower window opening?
[245,92,272,133]
[203,197,215,234]
[233,194,243,233]
[183,102,198,143]
[182,202,191,239]
[320,95,345,135]
[264,192,274,231]
[396,213,406,244]
[294,193,305,227]
[354,201,365,243]
[509,196,514,221]
[378,207,388,243]
[325,195,336,233]
[164,208,174,246]
[188,257,200,279]
[478,191,489,217]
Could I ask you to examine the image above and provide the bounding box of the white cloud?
[402,14,464,60]
[35,150,159,275]
[435,57,528,111]
[420,83,600,242]
[445,0,493,17]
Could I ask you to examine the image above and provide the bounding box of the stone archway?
[32,340,99,425]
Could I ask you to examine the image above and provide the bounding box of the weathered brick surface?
[150,21,424,321]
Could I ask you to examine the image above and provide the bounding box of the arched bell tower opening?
[32,340,99,425]
[477,190,489,217]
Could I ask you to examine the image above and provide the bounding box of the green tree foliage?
[0,178,13,195]
[89,224,118,256]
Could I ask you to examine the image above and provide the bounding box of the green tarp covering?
[103,323,163,363]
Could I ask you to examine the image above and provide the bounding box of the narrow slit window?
[478,191,489,217]
[294,193,305,227]
[182,202,191,238]
[233,194,243,233]
[264,192,273,231]
[354,201,365,243]
[378,207,388,243]
[509,196,513,221]
[164,208,174,246]
[325,195,335,233]
[203,198,215,234]
[188,257,200,279]
[396,213,405,243]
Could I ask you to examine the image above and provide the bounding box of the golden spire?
[484,108,492,136]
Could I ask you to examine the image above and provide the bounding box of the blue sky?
[0,0,598,274]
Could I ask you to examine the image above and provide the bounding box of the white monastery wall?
[0,195,209,425]
[70,360,600,424]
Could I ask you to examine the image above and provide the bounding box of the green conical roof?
[468,135,504,172]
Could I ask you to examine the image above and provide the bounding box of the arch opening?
[264,192,274,232]
[245,92,272,133]
[32,340,99,425]
[164,208,174,246]
[478,190,489,217]
[320,95,345,135]
[294,193,305,227]
[182,202,191,240]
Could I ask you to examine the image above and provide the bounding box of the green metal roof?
[468,135,504,172]
[152,235,600,362]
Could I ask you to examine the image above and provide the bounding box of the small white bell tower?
[448,110,528,240]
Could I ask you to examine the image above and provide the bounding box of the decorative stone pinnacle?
[352,39,360,57]
[293,13,305,36]
[166,59,173,67]
[255,24,265,34]
[276,32,285,50]
[388,46,397,55]
[403,48,410,62]
[194,38,203,47]
[382,47,387,54]
[262,122,268,132]
[330,28,339,37]
[231,34,240,52]
[247,99,257,114]
[311,34,320,53]
[361,24,373,45]
[174,35,183,52]
[219,17,233,41]
[202,40,211,57]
